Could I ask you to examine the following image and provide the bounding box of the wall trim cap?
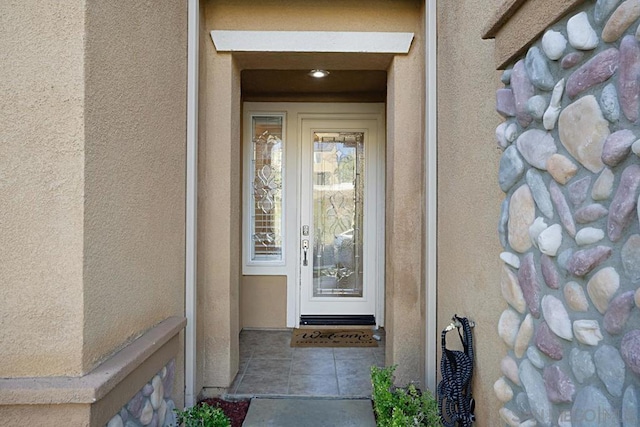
[480,0,583,69]
[0,316,186,405]
[210,30,414,54]
[482,0,527,39]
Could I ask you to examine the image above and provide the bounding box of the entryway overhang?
[210,30,414,54]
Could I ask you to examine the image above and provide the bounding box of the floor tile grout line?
[234,344,254,394]
[286,341,294,395]
[333,348,343,396]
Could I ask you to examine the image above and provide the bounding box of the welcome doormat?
[290,329,378,347]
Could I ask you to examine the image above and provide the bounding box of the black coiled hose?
[437,315,475,427]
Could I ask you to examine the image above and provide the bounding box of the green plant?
[371,365,441,427]
[174,402,231,427]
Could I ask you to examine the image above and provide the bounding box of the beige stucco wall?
[82,0,187,377]
[385,34,427,385]
[0,0,86,377]
[201,0,425,390]
[199,47,242,388]
[241,276,287,329]
[436,0,505,424]
[1,0,187,418]
[2,405,90,426]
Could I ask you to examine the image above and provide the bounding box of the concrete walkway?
[242,397,377,426]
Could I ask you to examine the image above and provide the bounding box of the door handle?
[302,239,309,266]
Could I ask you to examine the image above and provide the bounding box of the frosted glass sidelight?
[250,116,283,262]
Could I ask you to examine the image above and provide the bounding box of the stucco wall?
[0,0,86,377]
[241,276,287,329]
[82,0,187,378]
[436,0,505,425]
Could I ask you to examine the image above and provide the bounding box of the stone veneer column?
[494,1,640,425]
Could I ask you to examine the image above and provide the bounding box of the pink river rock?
[497,88,516,117]
[566,246,613,277]
[536,321,563,360]
[602,129,636,167]
[567,176,591,207]
[575,203,609,223]
[566,48,619,98]
[618,35,640,123]
[621,329,640,375]
[608,164,640,242]
[550,181,576,237]
[541,254,560,289]
[511,60,534,128]
[561,51,584,69]
[604,291,636,335]
[543,365,576,403]
[518,253,541,318]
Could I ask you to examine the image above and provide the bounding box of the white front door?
[243,103,385,327]
[299,117,381,322]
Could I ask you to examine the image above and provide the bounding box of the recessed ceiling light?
[309,69,330,78]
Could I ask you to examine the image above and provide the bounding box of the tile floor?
[225,329,385,398]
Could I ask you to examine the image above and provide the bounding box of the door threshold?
[300,315,376,326]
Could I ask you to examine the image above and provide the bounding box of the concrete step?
[242,397,376,427]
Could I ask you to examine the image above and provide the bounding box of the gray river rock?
[571,386,619,427]
[499,146,525,192]
[594,344,625,397]
[526,169,554,218]
[526,46,555,91]
[519,360,553,426]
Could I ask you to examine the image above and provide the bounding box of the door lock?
[302,239,309,266]
[302,225,309,236]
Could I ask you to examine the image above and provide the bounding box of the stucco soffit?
[210,30,414,54]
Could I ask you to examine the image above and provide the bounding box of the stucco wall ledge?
[482,0,583,69]
[0,316,186,405]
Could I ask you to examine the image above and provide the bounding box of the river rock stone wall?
[105,359,177,427]
[495,1,640,425]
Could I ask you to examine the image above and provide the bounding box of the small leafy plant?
[371,365,441,427]
[174,402,231,427]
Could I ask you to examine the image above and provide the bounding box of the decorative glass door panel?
[312,132,364,298]
[299,117,380,319]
